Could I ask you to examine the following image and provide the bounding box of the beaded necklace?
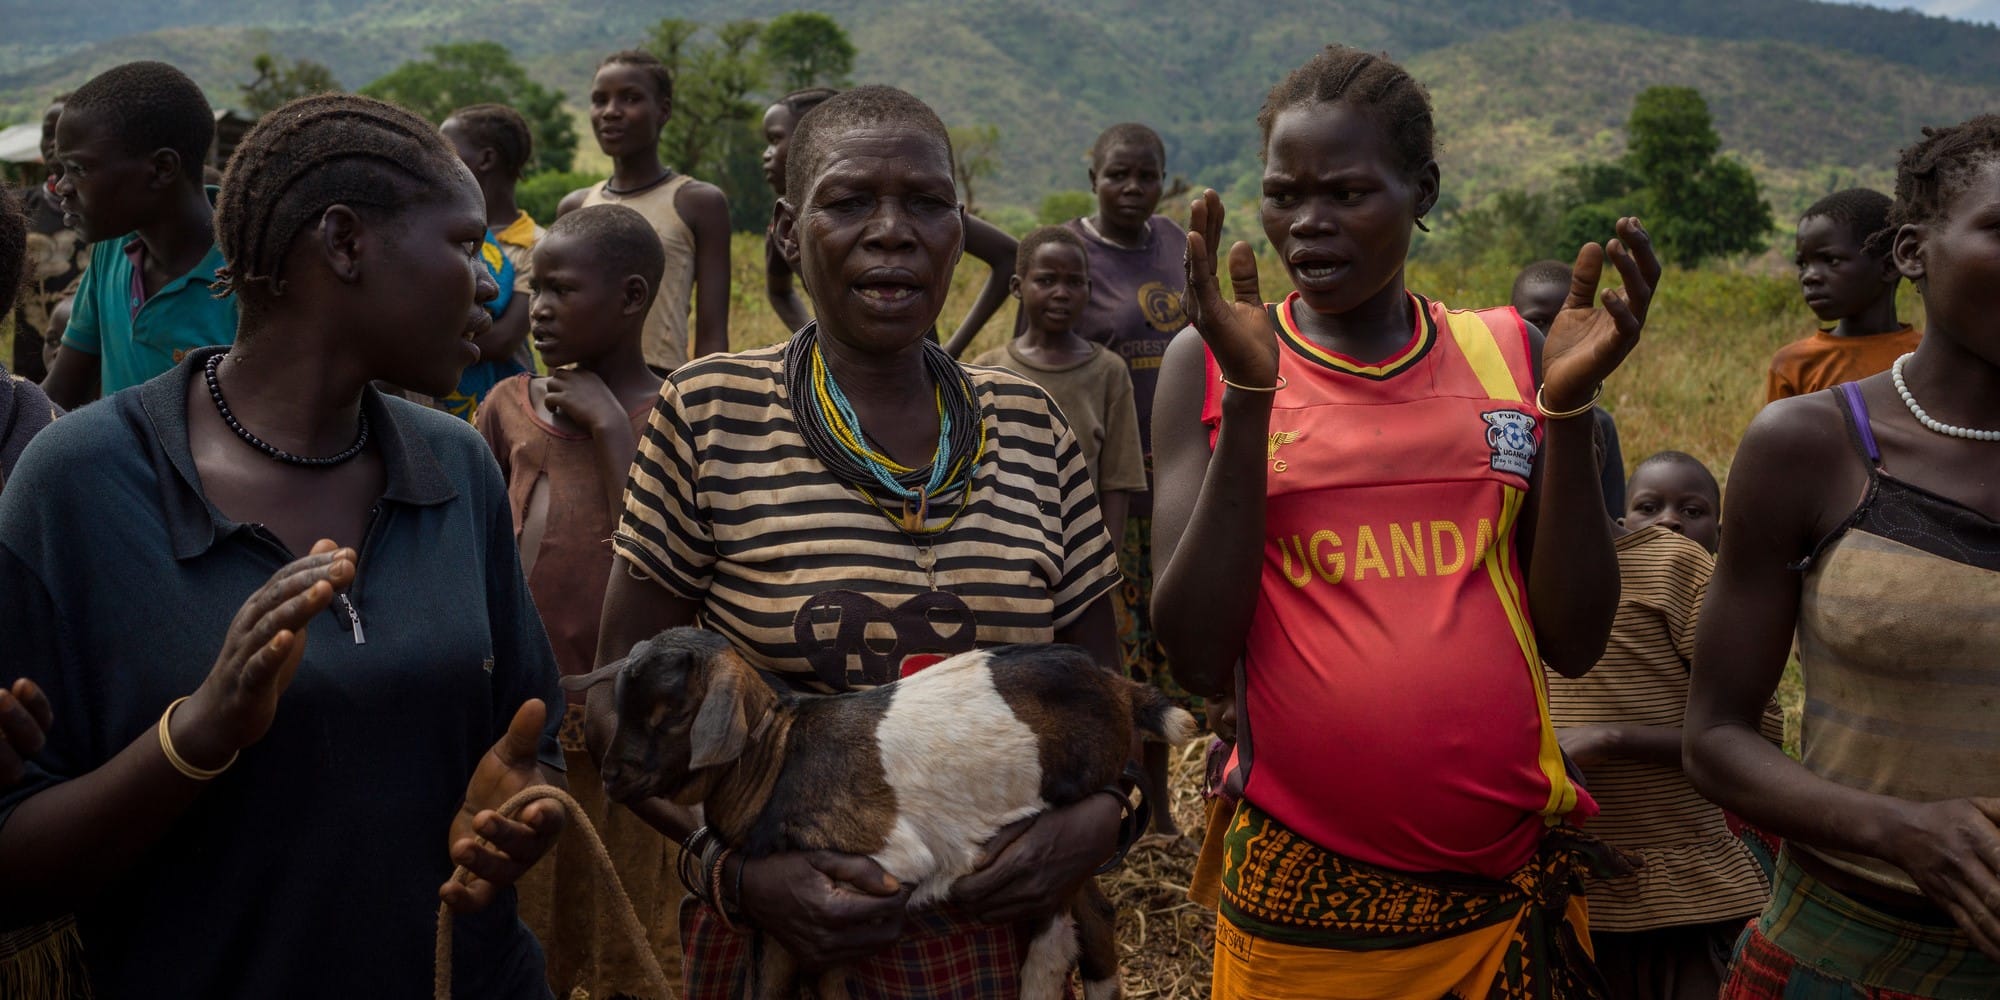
[785,325,987,547]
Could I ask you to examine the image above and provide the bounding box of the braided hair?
[1867,114,2000,256]
[63,61,212,178]
[1015,224,1089,280]
[0,186,26,318]
[1089,122,1166,172]
[446,103,533,181]
[1801,188,1892,251]
[1257,45,1436,175]
[213,94,469,307]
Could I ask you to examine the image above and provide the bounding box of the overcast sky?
[1830,0,2000,24]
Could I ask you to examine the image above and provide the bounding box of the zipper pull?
[336,594,367,645]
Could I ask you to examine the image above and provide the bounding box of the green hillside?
[3,0,1995,221]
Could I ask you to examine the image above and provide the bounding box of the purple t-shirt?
[1063,215,1188,483]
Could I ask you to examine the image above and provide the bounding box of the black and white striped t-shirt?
[613,342,1121,694]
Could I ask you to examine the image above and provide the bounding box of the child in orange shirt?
[1766,189,1919,402]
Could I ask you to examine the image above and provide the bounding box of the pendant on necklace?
[916,547,937,571]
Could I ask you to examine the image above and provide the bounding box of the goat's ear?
[687,662,751,771]
[561,656,626,694]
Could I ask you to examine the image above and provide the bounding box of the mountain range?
[4,0,1995,217]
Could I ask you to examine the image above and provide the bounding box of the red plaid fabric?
[682,898,1077,999]
[1722,922,1925,1000]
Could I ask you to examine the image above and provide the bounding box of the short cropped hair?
[779,87,840,119]
[63,61,213,178]
[1510,259,1571,300]
[1014,225,1090,280]
[215,94,469,306]
[598,50,673,105]
[1869,114,2000,256]
[1089,123,1166,172]
[546,204,667,294]
[785,85,953,207]
[448,103,534,181]
[1258,45,1435,175]
[1629,450,1720,505]
[1801,188,1893,252]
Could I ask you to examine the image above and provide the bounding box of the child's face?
[51,106,160,243]
[528,232,642,369]
[1261,102,1434,318]
[1795,214,1895,324]
[1904,159,2000,361]
[1014,242,1090,336]
[1623,462,1720,553]
[761,103,796,197]
[1089,143,1164,231]
[783,125,963,356]
[361,165,500,397]
[1511,278,1566,334]
[589,64,669,159]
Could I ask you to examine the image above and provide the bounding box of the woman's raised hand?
[1185,190,1279,390]
[170,540,355,770]
[1542,217,1661,412]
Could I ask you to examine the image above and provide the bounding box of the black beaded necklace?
[204,352,371,468]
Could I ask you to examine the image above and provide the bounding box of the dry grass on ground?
[1104,742,1217,999]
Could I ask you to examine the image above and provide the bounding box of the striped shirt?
[613,342,1121,694]
[1547,525,1770,932]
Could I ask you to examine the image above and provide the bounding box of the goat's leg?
[1073,879,1122,1000]
[1019,909,1081,1000]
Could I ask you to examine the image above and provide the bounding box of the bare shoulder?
[675,179,730,223]
[556,186,592,219]
[1730,389,1866,548]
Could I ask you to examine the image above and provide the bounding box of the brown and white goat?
[567,626,1196,1000]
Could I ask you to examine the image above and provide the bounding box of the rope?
[433,785,674,1000]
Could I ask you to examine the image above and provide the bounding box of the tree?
[241,53,341,118]
[761,11,856,93]
[361,42,576,174]
[950,125,1001,215]
[650,19,765,181]
[1037,190,1095,226]
[1622,87,1772,266]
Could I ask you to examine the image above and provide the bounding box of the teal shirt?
[62,220,235,395]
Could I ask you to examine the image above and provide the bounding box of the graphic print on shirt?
[1481,409,1539,477]
[1266,430,1303,473]
[1136,281,1185,334]
[793,589,979,690]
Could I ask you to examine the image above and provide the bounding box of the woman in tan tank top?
[559,50,732,374]
[1687,114,2000,998]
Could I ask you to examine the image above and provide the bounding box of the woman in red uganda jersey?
[1151,45,1661,1000]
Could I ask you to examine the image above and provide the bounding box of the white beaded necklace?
[1892,352,2000,442]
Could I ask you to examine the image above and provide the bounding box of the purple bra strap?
[1838,382,1882,466]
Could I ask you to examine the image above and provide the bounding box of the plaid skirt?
[682,897,1072,999]
[1721,850,2000,999]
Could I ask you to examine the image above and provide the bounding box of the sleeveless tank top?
[582,174,697,372]
[1202,292,1595,879]
[1793,383,2000,896]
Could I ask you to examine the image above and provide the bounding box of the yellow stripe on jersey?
[1482,475,1578,821]
[1444,309,1524,404]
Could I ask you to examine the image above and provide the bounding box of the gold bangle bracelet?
[157,696,237,782]
[1536,384,1602,421]
[1220,374,1287,394]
